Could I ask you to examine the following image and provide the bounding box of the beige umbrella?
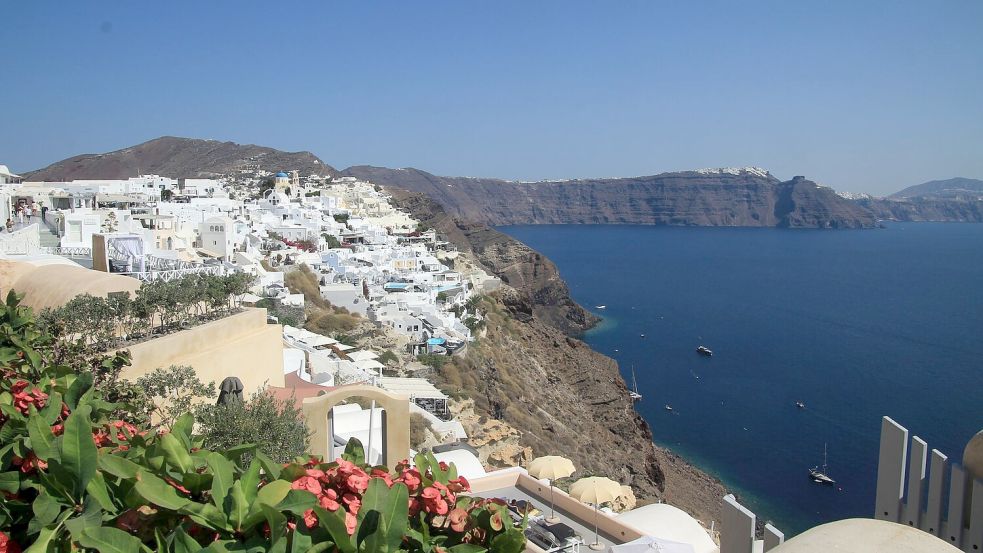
[569,476,624,551]
[528,456,576,523]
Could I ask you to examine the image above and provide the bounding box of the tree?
[195,389,310,464]
[160,188,174,201]
[136,365,215,429]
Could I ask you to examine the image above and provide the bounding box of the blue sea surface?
[498,223,983,535]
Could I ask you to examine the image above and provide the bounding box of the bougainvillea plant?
[0,291,526,552]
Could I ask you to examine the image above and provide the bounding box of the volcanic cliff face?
[388,189,727,523]
[24,136,337,181]
[857,197,983,223]
[344,166,878,229]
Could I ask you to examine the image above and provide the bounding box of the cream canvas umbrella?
[569,476,624,551]
[527,456,576,523]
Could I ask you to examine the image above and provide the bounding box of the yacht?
[696,345,713,356]
[629,365,642,401]
[809,443,835,485]
[595,305,607,310]
[796,401,806,409]
[664,404,673,412]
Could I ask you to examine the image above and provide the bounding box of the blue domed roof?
[275,171,289,178]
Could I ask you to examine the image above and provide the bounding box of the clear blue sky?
[2,1,981,195]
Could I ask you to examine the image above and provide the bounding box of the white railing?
[0,224,41,255]
[40,246,92,258]
[875,416,983,551]
[120,265,226,282]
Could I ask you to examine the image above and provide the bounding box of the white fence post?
[945,465,966,548]
[721,494,755,553]
[923,449,949,537]
[966,478,983,553]
[904,436,928,528]
[762,524,784,551]
[875,416,909,522]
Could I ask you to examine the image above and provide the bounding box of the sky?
[2,1,982,196]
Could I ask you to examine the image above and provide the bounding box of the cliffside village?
[1,162,980,552]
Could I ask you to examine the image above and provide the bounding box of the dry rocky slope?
[25,136,337,181]
[387,189,727,523]
[345,166,878,229]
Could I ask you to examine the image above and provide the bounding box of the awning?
[195,247,224,258]
[354,359,385,372]
[347,350,380,362]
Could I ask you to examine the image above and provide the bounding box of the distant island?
[24,136,983,227]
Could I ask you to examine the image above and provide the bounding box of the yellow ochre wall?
[122,308,285,396]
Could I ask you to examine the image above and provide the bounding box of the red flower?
[421,487,441,501]
[291,476,322,496]
[448,508,469,532]
[370,467,394,487]
[12,452,47,474]
[0,530,22,553]
[319,493,340,511]
[305,468,325,479]
[303,509,318,529]
[346,471,369,494]
[399,469,421,491]
[50,424,64,436]
[344,511,358,535]
[342,493,361,515]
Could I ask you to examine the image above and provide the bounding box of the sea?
[498,222,983,535]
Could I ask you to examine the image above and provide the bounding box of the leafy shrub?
[416,354,447,370]
[378,350,399,365]
[135,365,215,429]
[195,389,310,464]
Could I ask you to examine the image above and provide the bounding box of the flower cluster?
[9,380,47,416]
[0,530,22,553]
[93,419,143,451]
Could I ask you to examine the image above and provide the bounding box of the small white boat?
[664,404,673,412]
[640,333,646,338]
[796,401,806,409]
[595,305,607,310]
[696,345,712,357]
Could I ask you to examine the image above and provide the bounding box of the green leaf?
[85,470,117,513]
[39,391,63,425]
[342,438,365,465]
[98,454,142,480]
[226,481,249,532]
[489,527,526,553]
[27,408,56,461]
[170,526,203,553]
[256,479,293,508]
[78,526,146,553]
[206,452,235,506]
[61,406,97,498]
[0,471,20,493]
[65,499,104,540]
[240,458,261,503]
[253,451,281,479]
[133,470,191,511]
[314,506,356,553]
[357,480,408,553]
[161,433,194,474]
[64,372,93,410]
[24,522,62,553]
[32,491,63,525]
[171,412,195,449]
[448,545,486,553]
[181,501,230,532]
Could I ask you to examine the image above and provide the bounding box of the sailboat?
[629,365,642,401]
[809,443,835,485]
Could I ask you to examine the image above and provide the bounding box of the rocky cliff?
[344,166,878,229]
[24,136,337,181]
[857,197,983,223]
[388,189,727,523]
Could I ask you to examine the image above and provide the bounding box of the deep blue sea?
[499,223,983,535]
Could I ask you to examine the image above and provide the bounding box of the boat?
[595,305,607,310]
[796,401,806,409]
[664,404,673,411]
[696,345,713,356]
[640,333,646,338]
[629,365,642,401]
[809,443,835,485]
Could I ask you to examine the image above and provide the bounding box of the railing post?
[762,524,784,552]
[967,478,983,553]
[875,416,909,522]
[904,436,928,528]
[923,449,949,536]
[945,465,966,547]
[721,494,755,553]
